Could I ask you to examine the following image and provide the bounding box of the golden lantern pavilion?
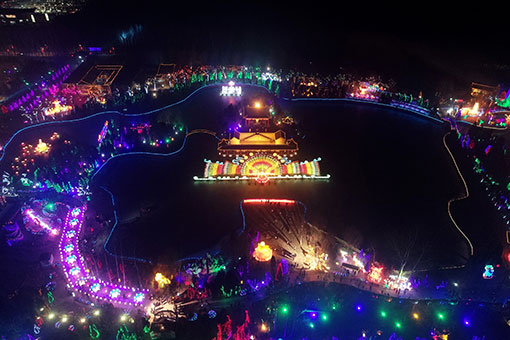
[217,100,298,158]
[194,99,330,184]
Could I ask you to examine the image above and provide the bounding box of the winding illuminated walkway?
[443,130,474,256]
[59,205,149,307]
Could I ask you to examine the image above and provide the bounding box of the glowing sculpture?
[34,139,50,154]
[253,241,273,262]
[200,156,326,182]
[133,292,145,303]
[241,154,281,177]
[220,81,242,96]
[97,120,109,144]
[154,272,171,288]
[385,274,412,291]
[367,264,384,284]
[44,100,72,116]
[483,265,494,279]
[24,208,57,235]
[66,255,77,264]
[461,102,480,117]
[204,160,241,177]
[71,207,81,217]
[90,283,101,293]
[109,289,121,299]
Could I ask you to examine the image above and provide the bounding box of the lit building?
[217,100,298,158]
[196,98,329,183]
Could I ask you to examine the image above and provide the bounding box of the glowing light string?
[443,131,474,256]
[281,97,444,123]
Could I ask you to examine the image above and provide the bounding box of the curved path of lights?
[442,130,474,256]
[59,205,149,307]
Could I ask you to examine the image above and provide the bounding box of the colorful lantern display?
[253,241,273,262]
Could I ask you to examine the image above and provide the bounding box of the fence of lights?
[220,81,242,96]
[59,206,148,306]
[194,173,331,182]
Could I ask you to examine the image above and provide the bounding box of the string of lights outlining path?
[443,130,474,256]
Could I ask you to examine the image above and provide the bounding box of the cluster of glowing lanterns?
[44,100,72,116]
[11,132,60,176]
[253,241,273,262]
[34,139,50,154]
[385,274,412,291]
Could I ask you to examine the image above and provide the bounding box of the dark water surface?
[92,86,468,267]
[0,85,470,268]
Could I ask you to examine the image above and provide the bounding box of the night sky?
[2,1,510,97]
[53,2,509,94]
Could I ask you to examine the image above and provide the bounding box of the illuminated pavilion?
[195,98,329,183]
[217,100,298,158]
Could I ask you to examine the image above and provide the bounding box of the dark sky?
[2,1,509,95]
